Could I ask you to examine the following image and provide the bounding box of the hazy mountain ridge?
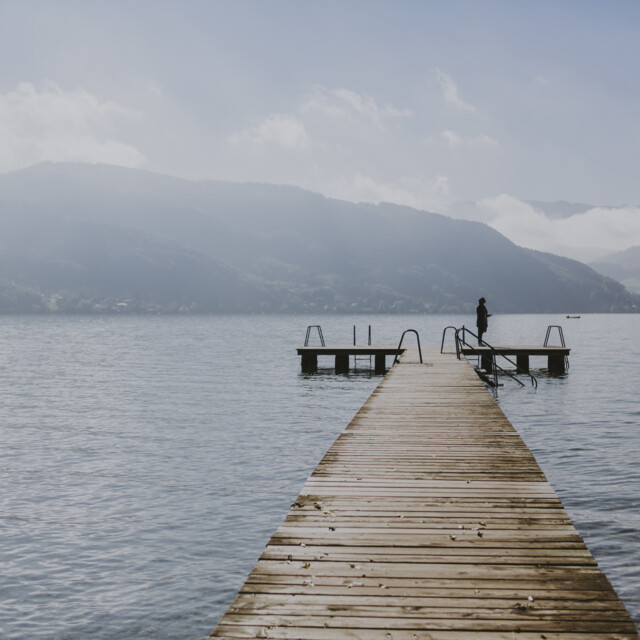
[589,246,640,294]
[0,162,637,314]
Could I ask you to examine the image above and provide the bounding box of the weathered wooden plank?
[213,625,636,639]
[251,560,604,580]
[268,536,588,549]
[217,613,636,634]
[259,551,597,566]
[261,545,592,559]
[225,600,628,627]
[239,582,621,601]
[225,598,632,621]
[244,573,615,592]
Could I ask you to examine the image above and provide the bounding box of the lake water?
[0,313,638,639]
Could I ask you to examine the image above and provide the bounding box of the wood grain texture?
[211,347,637,639]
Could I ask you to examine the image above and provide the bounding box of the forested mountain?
[0,162,637,313]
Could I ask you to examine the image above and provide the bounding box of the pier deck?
[211,347,637,639]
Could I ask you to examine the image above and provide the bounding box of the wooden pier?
[297,345,570,375]
[459,345,571,374]
[297,346,402,374]
[211,346,637,639]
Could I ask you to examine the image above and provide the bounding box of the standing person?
[476,297,491,345]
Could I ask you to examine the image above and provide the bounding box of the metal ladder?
[353,325,372,370]
[544,325,570,371]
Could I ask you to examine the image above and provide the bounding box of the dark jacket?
[476,302,489,332]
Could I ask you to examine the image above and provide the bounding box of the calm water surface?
[0,314,638,638]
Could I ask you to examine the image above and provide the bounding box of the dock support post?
[335,354,349,374]
[481,353,493,372]
[548,354,566,374]
[301,354,317,373]
[375,354,386,374]
[517,354,530,374]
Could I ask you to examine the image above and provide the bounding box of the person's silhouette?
[476,297,491,345]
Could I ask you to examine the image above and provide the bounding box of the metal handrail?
[455,329,499,388]
[544,325,570,371]
[544,325,566,347]
[304,325,325,347]
[440,326,460,356]
[393,329,423,365]
[353,325,372,346]
[455,327,538,389]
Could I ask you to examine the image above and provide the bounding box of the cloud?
[301,86,413,129]
[229,114,308,149]
[225,84,499,213]
[0,81,145,172]
[441,129,498,148]
[326,173,450,212]
[479,195,551,245]
[146,81,163,98]
[477,195,640,261]
[560,206,640,252]
[435,69,478,114]
[441,129,462,147]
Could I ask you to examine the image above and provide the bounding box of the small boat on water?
[566,315,581,318]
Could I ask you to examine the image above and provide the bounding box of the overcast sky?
[1,0,639,259]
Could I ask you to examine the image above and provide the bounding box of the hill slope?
[0,162,637,313]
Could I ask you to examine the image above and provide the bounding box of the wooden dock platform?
[297,346,402,374]
[459,345,571,374]
[211,346,638,639]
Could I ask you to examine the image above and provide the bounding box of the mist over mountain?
[526,200,597,219]
[0,162,637,314]
[590,246,640,294]
[453,199,597,222]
